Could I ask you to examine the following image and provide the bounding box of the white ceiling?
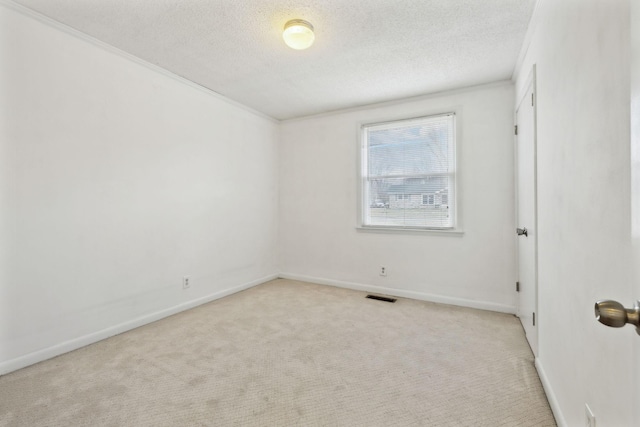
[13,0,536,120]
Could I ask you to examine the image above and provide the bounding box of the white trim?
[512,0,542,82]
[535,358,566,427]
[278,273,516,314]
[514,65,539,356]
[0,0,277,124]
[0,274,278,376]
[515,64,537,112]
[356,226,464,236]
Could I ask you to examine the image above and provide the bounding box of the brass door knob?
[594,300,640,335]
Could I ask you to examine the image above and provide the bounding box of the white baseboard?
[535,358,566,427]
[278,273,517,314]
[0,273,278,376]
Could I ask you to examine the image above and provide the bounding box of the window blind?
[361,113,456,229]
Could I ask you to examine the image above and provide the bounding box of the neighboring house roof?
[387,177,448,194]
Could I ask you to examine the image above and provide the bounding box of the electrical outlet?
[585,404,596,427]
[380,266,387,277]
[183,276,190,289]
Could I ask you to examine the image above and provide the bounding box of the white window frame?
[357,112,461,233]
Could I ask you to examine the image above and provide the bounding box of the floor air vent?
[366,294,397,303]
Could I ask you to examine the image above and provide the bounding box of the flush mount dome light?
[283,19,315,50]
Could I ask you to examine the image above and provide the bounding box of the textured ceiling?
[12,0,536,120]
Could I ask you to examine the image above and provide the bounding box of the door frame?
[515,64,539,355]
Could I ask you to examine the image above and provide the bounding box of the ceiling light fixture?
[283,19,315,50]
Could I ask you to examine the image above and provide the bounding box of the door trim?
[515,64,539,355]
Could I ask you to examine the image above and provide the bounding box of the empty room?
[1,0,639,426]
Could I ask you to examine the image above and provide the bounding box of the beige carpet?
[0,279,556,426]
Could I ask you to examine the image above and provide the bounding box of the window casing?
[360,113,456,230]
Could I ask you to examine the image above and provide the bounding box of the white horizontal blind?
[362,113,456,229]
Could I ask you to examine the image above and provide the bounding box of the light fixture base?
[283,19,315,50]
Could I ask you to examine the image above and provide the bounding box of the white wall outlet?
[182,276,190,289]
[380,266,387,277]
[585,404,596,427]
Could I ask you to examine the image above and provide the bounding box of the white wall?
[0,4,279,373]
[514,0,633,425]
[279,83,517,313]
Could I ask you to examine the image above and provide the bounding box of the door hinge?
[531,93,535,106]
[533,312,536,326]
[514,125,518,135]
[516,281,520,292]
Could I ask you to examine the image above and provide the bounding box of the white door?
[515,71,537,355]
[631,1,640,421]
[591,8,639,424]
[595,4,640,423]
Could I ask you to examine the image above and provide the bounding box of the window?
[361,113,456,229]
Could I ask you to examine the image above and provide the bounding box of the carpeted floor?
[0,279,556,426]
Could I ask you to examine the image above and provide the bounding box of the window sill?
[356,226,464,236]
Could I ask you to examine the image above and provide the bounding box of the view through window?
[361,113,456,229]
